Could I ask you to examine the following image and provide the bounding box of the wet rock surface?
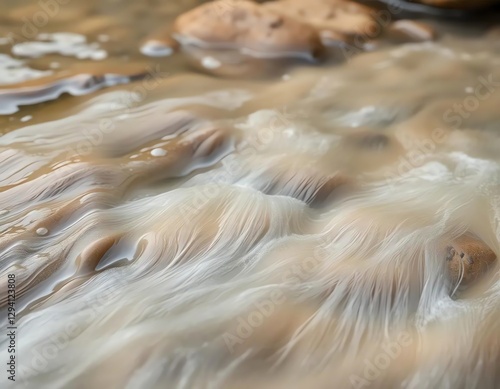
[446,235,497,287]
[174,0,324,59]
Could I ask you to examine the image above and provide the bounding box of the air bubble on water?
[201,56,221,69]
[36,227,48,236]
[151,148,167,157]
[140,41,174,57]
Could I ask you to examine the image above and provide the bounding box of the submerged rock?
[446,235,497,288]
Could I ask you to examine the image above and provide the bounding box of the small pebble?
[20,115,32,122]
[151,148,167,157]
[446,235,497,289]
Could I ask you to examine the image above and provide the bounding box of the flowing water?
[0,0,500,388]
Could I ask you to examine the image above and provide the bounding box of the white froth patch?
[449,152,496,173]
[236,109,279,130]
[404,161,452,182]
[236,109,334,155]
[12,33,108,61]
[449,152,500,186]
[0,54,52,85]
[337,106,378,128]
[201,56,221,69]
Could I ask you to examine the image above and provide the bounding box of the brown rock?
[173,0,324,59]
[264,0,378,40]
[445,235,497,287]
[387,20,438,43]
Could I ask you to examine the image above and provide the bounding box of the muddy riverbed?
[0,0,499,388]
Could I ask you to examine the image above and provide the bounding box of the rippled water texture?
[0,0,500,388]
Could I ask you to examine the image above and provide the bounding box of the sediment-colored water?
[0,0,499,388]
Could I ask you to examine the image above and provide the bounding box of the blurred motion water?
[0,1,499,388]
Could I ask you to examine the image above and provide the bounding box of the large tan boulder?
[264,0,378,40]
[173,0,324,59]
